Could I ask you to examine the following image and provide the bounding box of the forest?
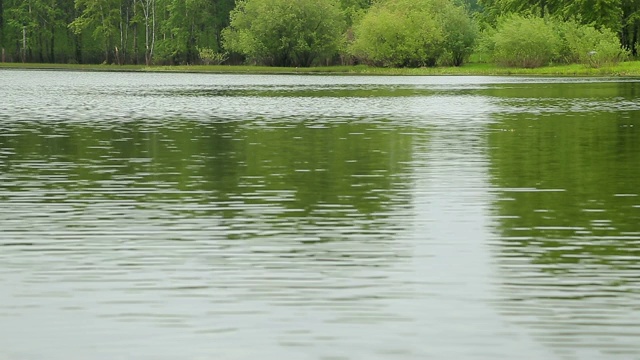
[0,0,638,68]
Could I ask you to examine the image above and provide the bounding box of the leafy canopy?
[349,0,477,67]
[222,0,346,67]
[490,14,561,68]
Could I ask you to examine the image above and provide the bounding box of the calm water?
[0,70,639,360]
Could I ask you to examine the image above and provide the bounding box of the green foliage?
[562,0,624,32]
[349,0,476,67]
[439,4,479,66]
[4,0,66,62]
[554,19,628,66]
[222,0,346,67]
[478,0,640,56]
[0,0,636,66]
[340,0,373,25]
[70,0,121,62]
[490,14,561,68]
[488,90,640,270]
[197,47,228,65]
[349,3,442,67]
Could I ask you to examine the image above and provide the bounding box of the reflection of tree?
[490,111,640,269]
[480,81,640,100]
[488,109,640,356]
[0,119,416,247]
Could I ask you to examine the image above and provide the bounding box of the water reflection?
[2,70,640,359]
[489,92,640,357]
[0,117,416,250]
[0,112,426,358]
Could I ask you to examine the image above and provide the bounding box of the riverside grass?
[2,61,640,76]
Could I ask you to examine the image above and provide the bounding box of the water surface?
[1,70,639,360]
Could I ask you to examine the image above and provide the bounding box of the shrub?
[222,0,345,67]
[197,47,228,65]
[554,20,628,67]
[491,15,561,68]
[349,0,476,67]
[349,5,442,67]
[438,4,478,66]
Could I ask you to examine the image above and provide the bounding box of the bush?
[491,15,561,68]
[349,0,476,67]
[554,20,627,67]
[197,47,228,65]
[222,0,345,67]
[439,4,478,66]
[349,5,442,67]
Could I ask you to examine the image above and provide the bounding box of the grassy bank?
[2,61,640,76]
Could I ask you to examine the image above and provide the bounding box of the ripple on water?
[1,71,640,359]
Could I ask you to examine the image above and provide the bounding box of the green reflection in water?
[148,86,452,98]
[489,110,640,270]
[488,83,640,356]
[480,81,640,100]
[0,119,418,241]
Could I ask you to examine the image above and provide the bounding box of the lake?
[0,70,639,360]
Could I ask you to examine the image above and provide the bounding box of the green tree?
[69,0,121,63]
[349,0,476,67]
[154,0,221,64]
[0,0,4,53]
[340,0,372,25]
[222,0,346,67]
[440,3,478,65]
[490,14,561,67]
[620,0,640,55]
[478,0,639,55]
[137,0,155,65]
[5,0,65,62]
[554,19,628,66]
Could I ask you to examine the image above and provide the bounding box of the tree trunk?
[75,32,82,64]
[142,0,156,65]
[0,0,4,50]
[50,23,55,63]
[22,26,26,63]
[133,23,138,64]
[633,24,638,57]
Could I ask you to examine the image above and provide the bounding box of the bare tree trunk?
[141,0,155,65]
[0,0,4,52]
[22,26,26,63]
[150,0,155,63]
[119,17,124,64]
[123,3,129,64]
[50,23,55,63]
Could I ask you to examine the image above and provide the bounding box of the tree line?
[0,0,235,64]
[0,0,638,67]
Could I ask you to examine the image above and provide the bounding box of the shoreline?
[2,61,640,76]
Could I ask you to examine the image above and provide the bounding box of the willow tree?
[222,0,346,67]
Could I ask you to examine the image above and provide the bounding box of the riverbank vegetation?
[0,0,638,69]
[5,60,640,76]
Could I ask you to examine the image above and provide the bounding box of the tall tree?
[621,0,640,55]
[223,0,346,66]
[70,0,121,63]
[137,0,154,65]
[478,0,639,54]
[0,0,4,53]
